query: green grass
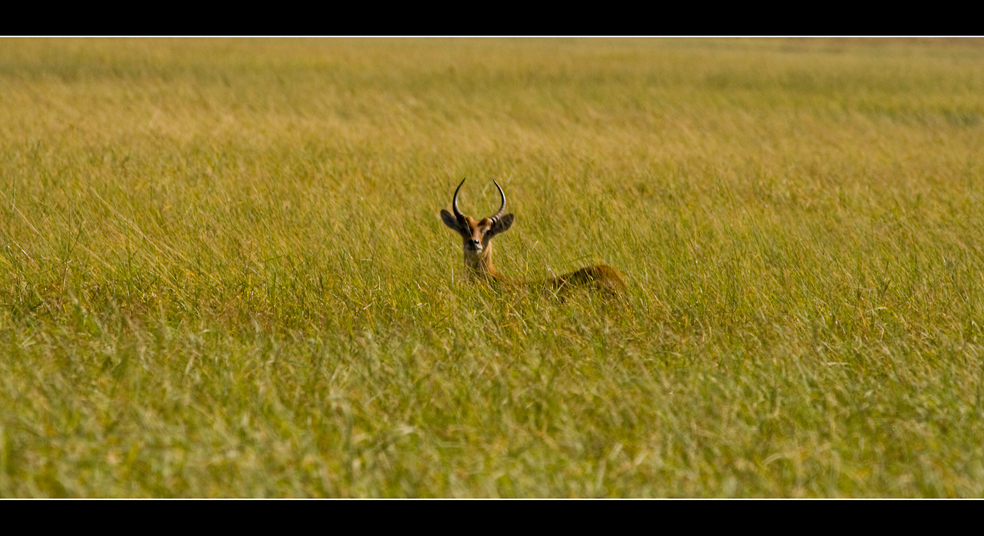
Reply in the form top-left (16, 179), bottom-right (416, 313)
top-left (2, 37), bottom-right (984, 496)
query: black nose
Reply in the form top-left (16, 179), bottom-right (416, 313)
top-left (469, 239), bottom-right (480, 246)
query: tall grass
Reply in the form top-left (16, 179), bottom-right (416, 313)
top-left (2, 37), bottom-right (984, 496)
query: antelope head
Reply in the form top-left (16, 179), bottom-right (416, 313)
top-left (440, 178), bottom-right (514, 279)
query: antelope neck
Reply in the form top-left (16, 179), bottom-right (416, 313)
top-left (464, 244), bottom-right (502, 280)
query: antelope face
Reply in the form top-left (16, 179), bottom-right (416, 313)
top-left (443, 214), bottom-right (511, 254)
top-left (440, 179), bottom-right (514, 272)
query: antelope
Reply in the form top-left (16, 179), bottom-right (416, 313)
top-left (440, 178), bottom-right (627, 297)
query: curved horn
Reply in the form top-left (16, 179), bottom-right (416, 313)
top-left (490, 180), bottom-right (506, 223)
top-left (452, 178), bottom-right (466, 221)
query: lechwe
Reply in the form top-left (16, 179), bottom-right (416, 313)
top-left (440, 178), bottom-right (626, 297)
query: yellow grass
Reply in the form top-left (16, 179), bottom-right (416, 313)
top-left (2, 37), bottom-right (984, 496)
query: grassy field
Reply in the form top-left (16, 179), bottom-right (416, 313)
top-left (2, 37), bottom-right (984, 497)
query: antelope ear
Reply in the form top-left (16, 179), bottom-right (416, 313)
top-left (490, 214), bottom-right (514, 235)
top-left (440, 210), bottom-right (463, 232)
